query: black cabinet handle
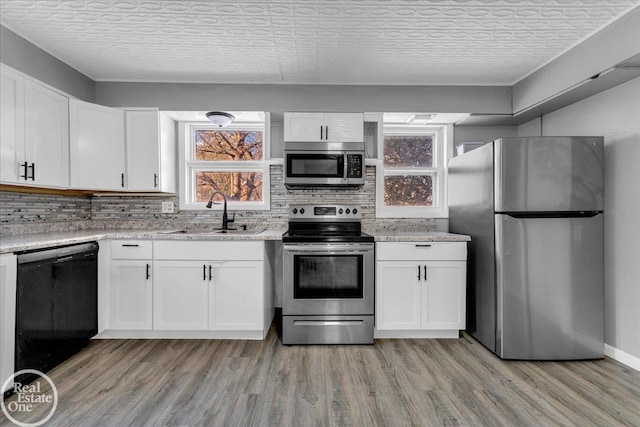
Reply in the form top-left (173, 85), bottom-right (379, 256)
top-left (121, 244), bottom-right (139, 247)
top-left (29, 163), bottom-right (35, 180)
top-left (20, 162), bottom-right (28, 180)
top-left (320, 126), bottom-right (323, 140)
top-left (415, 244), bottom-right (432, 248)
top-left (208, 265), bottom-right (213, 281)
top-left (203, 264), bottom-right (207, 280)
top-left (154, 173), bottom-right (158, 188)
top-left (417, 265), bottom-right (421, 281)
top-left (326, 126), bottom-right (328, 140)
top-left (121, 173), bottom-right (125, 188)
top-left (146, 263), bottom-right (151, 280)
top-left (424, 265), bottom-right (427, 282)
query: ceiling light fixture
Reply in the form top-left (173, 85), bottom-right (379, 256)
top-left (205, 111), bottom-right (235, 127)
top-left (409, 114), bottom-right (436, 125)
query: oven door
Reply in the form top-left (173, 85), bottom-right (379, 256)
top-left (283, 243), bottom-right (374, 315)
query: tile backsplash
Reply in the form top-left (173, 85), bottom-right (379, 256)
top-left (1, 165), bottom-right (439, 234)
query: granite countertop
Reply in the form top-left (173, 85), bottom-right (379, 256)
top-left (367, 230), bottom-right (471, 242)
top-left (0, 227), bottom-right (287, 254)
top-left (1, 227), bottom-right (470, 254)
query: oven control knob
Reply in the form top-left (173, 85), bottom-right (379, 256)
top-left (353, 208), bottom-right (358, 214)
top-left (345, 208), bottom-right (351, 214)
top-left (292, 208), bottom-right (298, 214)
top-left (338, 209), bottom-right (343, 214)
top-left (300, 208), bottom-right (305, 214)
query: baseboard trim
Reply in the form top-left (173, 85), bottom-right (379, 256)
top-left (605, 344), bottom-right (640, 372)
top-left (374, 329), bottom-right (460, 339)
top-left (93, 330), bottom-right (266, 340)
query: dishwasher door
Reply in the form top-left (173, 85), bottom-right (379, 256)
top-left (16, 242), bottom-right (98, 379)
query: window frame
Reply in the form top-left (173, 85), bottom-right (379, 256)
top-left (376, 124), bottom-right (451, 218)
top-left (178, 116), bottom-right (271, 211)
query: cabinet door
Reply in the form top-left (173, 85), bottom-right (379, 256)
top-left (0, 65), bottom-right (25, 184)
top-left (422, 261), bottom-right (466, 330)
top-left (153, 261), bottom-right (208, 330)
top-left (69, 99), bottom-right (125, 190)
top-left (24, 80), bottom-right (69, 188)
top-left (125, 110), bottom-right (160, 191)
top-left (0, 254), bottom-right (17, 393)
top-left (110, 260), bottom-right (153, 330)
top-left (283, 113), bottom-right (325, 142)
top-left (209, 261), bottom-right (263, 331)
top-left (376, 261), bottom-right (421, 330)
top-left (324, 113), bottom-right (363, 142)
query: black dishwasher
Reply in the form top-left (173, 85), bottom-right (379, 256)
top-left (16, 242), bottom-right (98, 381)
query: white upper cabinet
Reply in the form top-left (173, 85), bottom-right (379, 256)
top-left (284, 112), bottom-right (363, 142)
top-left (69, 98), bottom-right (125, 190)
top-left (125, 110), bottom-right (176, 193)
top-left (126, 110), bottom-right (160, 191)
top-left (1, 64), bottom-right (69, 188)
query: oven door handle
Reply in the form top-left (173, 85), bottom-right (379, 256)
top-left (283, 245), bottom-right (373, 254)
top-left (285, 249), bottom-right (373, 255)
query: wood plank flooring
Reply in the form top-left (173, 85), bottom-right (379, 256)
top-left (2, 328), bottom-right (640, 426)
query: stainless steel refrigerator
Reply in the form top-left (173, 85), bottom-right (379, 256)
top-left (449, 137), bottom-right (604, 360)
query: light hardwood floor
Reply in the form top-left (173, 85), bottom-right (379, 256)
top-left (3, 328), bottom-right (640, 426)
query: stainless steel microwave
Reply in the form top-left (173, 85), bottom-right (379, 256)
top-left (284, 141), bottom-right (365, 188)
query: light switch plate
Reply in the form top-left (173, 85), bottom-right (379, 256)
top-left (161, 201), bottom-right (174, 213)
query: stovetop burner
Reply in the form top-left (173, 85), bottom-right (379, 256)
top-left (282, 204), bottom-right (373, 243)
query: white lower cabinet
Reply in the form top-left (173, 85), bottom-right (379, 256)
top-left (110, 260), bottom-right (153, 330)
top-left (153, 261), bottom-right (209, 331)
top-left (209, 261), bottom-right (263, 331)
top-left (101, 240), bottom-right (273, 339)
top-left (375, 242), bottom-right (467, 338)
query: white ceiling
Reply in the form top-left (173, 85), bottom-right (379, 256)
top-left (1, 1), bottom-right (638, 86)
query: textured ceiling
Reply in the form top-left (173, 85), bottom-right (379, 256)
top-left (1, 0), bottom-right (638, 85)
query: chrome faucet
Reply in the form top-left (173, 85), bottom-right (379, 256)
top-left (205, 191), bottom-right (235, 230)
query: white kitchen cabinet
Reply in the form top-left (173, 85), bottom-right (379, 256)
top-left (153, 261), bottom-right (209, 330)
top-left (110, 260), bottom-right (153, 330)
top-left (208, 261), bottom-right (263, 331)
top-left (108, 240), bottom-right (153, 330)
top-left (284, 112), bottom-right (363, 142)
top-left (1, 64), bottom-right (69, 188)
top-left (0, 253), bottom-right (17, 393)
top-left (376, 242), bottom-right (467, 338)
top-left (69, 98), bottom-right (125, 190)
top-left (125, 110), bottom-right (176, 192)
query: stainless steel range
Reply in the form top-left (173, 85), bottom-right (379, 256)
top-left (282, 205), bottom-right (375, 345)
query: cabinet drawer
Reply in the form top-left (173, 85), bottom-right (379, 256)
top-left (111, 240), bottom-right (153, 259)
top-left (153, 241), bottom-right (263, 261)
top-left (376, 242), bottom-right (467, 261)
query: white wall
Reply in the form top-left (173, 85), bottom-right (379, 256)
top-left (518, 77), bottom-right (640, 362)
top-left (0, 25), bottom-right (95, 102)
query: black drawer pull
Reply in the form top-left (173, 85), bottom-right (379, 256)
top-left (20, 162), bottom-right (28, 180)
top-left (415, 244), bottom-right (432, 248)
top-left (121, 244), bottom-right (139, 247)
top-left (146, 263), bottom-right (151, 280)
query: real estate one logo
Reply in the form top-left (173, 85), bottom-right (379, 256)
top-left (1, 369), bottom-right (58, 427)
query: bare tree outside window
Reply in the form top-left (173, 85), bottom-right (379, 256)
top-left (383, 133), bottom-right (434, 207)
top-left (194, 129), bottom-right (264, 202)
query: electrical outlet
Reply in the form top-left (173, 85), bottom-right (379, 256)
top-left (161, 201), bottom-right (174, 213)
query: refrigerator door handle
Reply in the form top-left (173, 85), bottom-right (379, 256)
top-left (502, 211), bottom-right (600, 219)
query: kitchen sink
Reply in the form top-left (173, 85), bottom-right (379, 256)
top-left (156, 228), bottom-right (266, 235)
top-left (211, 228), bottom-right (266, 235)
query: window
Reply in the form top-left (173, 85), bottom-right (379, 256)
top-left (179, 113), bottom-right (270, 210)
top-left (376, 124), bottom-right (450, 218)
